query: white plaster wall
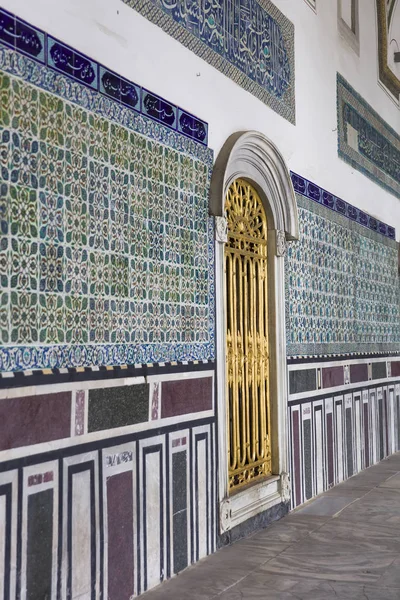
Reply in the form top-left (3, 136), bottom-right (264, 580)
top-left (5, 0), bottom-right (400, 239)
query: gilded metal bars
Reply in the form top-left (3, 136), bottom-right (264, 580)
top-left (225, 179), bottom-right (271, 491)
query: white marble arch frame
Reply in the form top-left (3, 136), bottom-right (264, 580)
top-left (209, 131), bottom-right (299, 533)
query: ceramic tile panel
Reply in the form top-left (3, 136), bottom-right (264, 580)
top-left (337, 73), bottom-right (400, 199)
top-left (286, 181), bottom-right (400, 357)
top-left (123, 0), bottom-right (295, 123)
top-left (0, 9), bottom-right (215, 372)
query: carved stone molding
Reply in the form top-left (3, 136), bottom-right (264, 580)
top-left (209, 131), bottom-right (300, 242)
top-left (276, 230), bottom-right (287, 257)
top-left (280, 472), bottom-right (291, 504)
top-left (220, 498), bottom-right (232, 532)
top-left (215, 216), bottom-right (228, 243)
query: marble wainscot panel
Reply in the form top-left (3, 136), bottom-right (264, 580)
top-left (288, 357), bottom-right (400, 508)
top-left (0, 368), bottom-right (216, 597)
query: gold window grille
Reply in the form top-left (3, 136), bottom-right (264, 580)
top-left (225, 179), bottom-right (272, 491)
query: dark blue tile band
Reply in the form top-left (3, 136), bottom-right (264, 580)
top-left (290, 172), bottom-right (395, 241)
top-left (0, 7), bottom-right (208, 146)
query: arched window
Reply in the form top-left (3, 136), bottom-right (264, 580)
top-left (211, 131), bottom-right (299, 532)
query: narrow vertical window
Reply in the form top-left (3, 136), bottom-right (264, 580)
top-left (225, 179), bottom-right (272, 491)
top-left (338, 0), bottom-right (359, 53)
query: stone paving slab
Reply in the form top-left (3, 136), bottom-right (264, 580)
top-left (143, 454), bottom-right (400, 599)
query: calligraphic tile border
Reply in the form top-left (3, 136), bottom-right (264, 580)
top-left (290, 172), bottom-right (396, 242)
top-left (0, 6), bottom-right (209, 146)
top-left (122, 0), bottom-right (296, 124)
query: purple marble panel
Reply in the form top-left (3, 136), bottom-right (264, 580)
top-left (322, 366), bottom-right (344, 388)
top-left (391, 361), bottom-right (400, 377)
top-left (107, 471), bottom-right (134, 600)
top-left (0, 393), bottom-right (71, 451)
top-left (161, 377), bottom-right (212, 418)
top-left (350, 364), bottom-right (368, 384)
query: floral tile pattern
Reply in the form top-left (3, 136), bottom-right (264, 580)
top-left (0, 37), bottom-right (214, 371)
top-left (286, 192), bottom-right (400, 357)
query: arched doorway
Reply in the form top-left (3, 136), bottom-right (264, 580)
top-left (210, 131), bottom-right (299, 534)
top-left (225, 179), bottom-right (271, 491)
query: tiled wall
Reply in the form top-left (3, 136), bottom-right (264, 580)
top-left (286, 174), bottom-right (400, 508)
top-left (0, 7), bottom-right (214, 372)
top-left (287, 174), bottom-right (399, 357)
top-left (289, 358), bottom-right (400, 507)
top-left (0, 9), bottom-right (217, 599)
top-left (0, 369), bottom-right (216, 598)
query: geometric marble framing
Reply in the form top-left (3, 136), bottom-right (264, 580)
top-left (288, 360), bottom-right (400, 509)
top-left (0, 14), bottom-right (215, 372)
top-left (286, 189), bottom-right (400, 357)
top-left (0, 368), bottom-right (215, 595)
top-left (122, 0), bottom-right (296, 124)
top-left (0, 410), bottom-right (216, 597)
top-left (337, 73), bottom-right (400, 199)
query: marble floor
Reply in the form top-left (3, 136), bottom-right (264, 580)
top-left (144, 453), bottom-right (400, 599)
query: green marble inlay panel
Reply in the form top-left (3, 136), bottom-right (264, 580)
top-left (286, 193), bottom-right (400, 357)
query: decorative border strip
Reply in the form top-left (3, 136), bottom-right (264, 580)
top-left (0, 7), bottom-right (208, 145)
top-left (290, 171), bottom-right (396, 241)
top-left (0, 359), bottom-right (215, 389)
top-left (337, 73), bottom-right (400, 199)
top-left (287, 351), bottom-right (400, 364)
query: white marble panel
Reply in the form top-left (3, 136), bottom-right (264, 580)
top-left (197, 437), bottom-right (208, 559)
top-left (145, 450), bottom-right (162, 589)
top-left (72, 469), bottom-right (92, 600)
top-left (314, 409), bottom-right (324, 495)
top-left (335, 402), bottom-right (343, 484)
top-left (354, 396), bottom-right (361, 474)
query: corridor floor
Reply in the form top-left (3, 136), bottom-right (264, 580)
top-left (144, 452), bottom-right (400, 599)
